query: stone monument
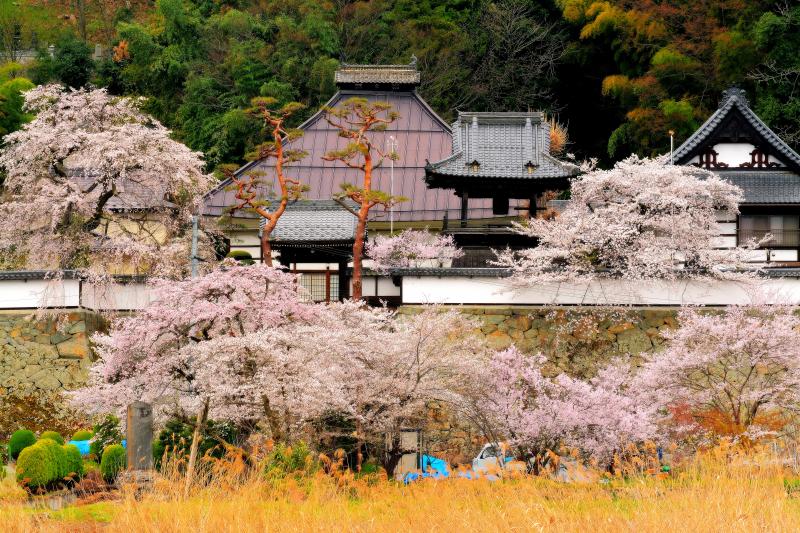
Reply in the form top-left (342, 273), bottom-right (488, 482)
top-left (126, 401), bottom-right (154, 471)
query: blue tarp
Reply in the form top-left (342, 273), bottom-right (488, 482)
top-left (67, 439), bottom-right (126, 457)
top-left (403, 455), bottom-right (449, 484)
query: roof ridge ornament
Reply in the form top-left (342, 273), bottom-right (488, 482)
top-left (720, 86), bottom-right (749, 108)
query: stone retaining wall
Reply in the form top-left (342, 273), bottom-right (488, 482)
top-left (0, 311), bottom-right (103, 396)
top-left (399, 305), bottom-right (681, 463)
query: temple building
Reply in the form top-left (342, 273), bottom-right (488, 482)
top-left (674, 87), bottom-right (800, 264)
top-left (425, 111), bottom-right (579, 265)
top-left (204, 60), bottom-right (515, 263)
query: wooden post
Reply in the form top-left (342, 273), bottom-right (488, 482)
top-left (529, 194), bottom-right (539, 219)
top-left (325, 268), bottom-right (331, 303)
top-left (460, 192), bottom-right (469, 228)
top-left (338, 261), bottom-right (348, 301)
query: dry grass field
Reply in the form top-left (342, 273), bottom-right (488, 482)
top-left (1, 446), bottom-right (799, 532)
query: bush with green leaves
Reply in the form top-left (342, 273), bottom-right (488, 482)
top-left (100, 444), bottom-right (126, 482)
top-left (40, 431), bottom-right (65, 445)
top-left (62, 444), bottom-right (84, 480)
top-left (264, 441), bottom-right (318, 480)
top-left (8, 429), bottom-right (36, 461)
top-left (152, 417), bottom-right (237, 469)
top-left (71, 430), bottom-right (93, 441)
top-left (16, 439), bottom-right (66, 489)
top-left (89, 415), bottom-right (123, 460)
top-left (226, 250), bottom-right (254, 265)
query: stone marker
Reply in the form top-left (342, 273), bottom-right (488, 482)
top-left (127, 401), bottom-right (154, 471)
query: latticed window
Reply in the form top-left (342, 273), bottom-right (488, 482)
top-left (739, 215), bottom-right (800, 247)
top-left (297, 271), bottom-right (339, 302)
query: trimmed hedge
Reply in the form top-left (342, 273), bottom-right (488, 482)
top-left (71, 430), bottom-right (93, 441)
top-left (40, 431), bottom-right (65, 445)
top-left (8, 429), bottom-right (36, 461)
top-left (16, 439), bottom-right (66, 488)
top-left (100, 444), bottom-right (126, 482)
top-left (63, 444), bottom-right (84, 479)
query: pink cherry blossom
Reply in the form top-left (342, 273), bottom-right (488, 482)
top-left (495, 156), bottom-right (750, 283)
top-left (0, 85), bottom-right (215, 279)
top-left (366, 229), bottom-right (463, 273)
top-left (636, 302), bottom-right (800, 441)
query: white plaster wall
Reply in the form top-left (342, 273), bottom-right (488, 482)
top-left (0, 279), bottom-right (81, 309)
top-left (80, 282), bottom-right (157, 310)
top-left (359, 275), bottom-right (401, 297)
top-left (402, 276), bottom-right (800, 306)
top-left (689, 143), bottom-right (786, 167)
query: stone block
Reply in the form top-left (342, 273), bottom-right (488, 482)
top-left (56, 333), bottom-right (89, 359)
top-left (68, 321), bottom-right (86, 334)
top-left (608, 322), bottom-right (635, 334)
top-left (50, 332), bottom-right (71, 345)
top-left (486, 330), bottom-right (512, 350)
top-left (509, 315), bottom-right (532, 332)
top-left (616, 328), bottom-right (652, 355)
top-left (523, 328), bottom-right (539, 339)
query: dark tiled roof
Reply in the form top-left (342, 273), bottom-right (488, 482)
top-left (205, 89), bottom-right (513, 222)
top-left (267, 200), bottom-right (359, 242)
top-left (334, 63), bottom-right (421, 86)
top-left (717, 171), bottom-right (800, 204)
top-left (425, 112), bottom-right (579, 180)
top-left (674, 88), bottom-right (800, 170)
top-left (390, 267), bottom-right (512, 277)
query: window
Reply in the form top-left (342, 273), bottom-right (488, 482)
top-left (739, 215), bottom-right (800, 247)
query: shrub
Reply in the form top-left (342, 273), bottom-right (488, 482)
top-left (89, 415), bottom-right (123, 460)
top-left (62, 444), bottom-right (84, 480)
top-left (226, 250), bottom-right (254, 265)
top-left (8, 430), bottom-right (36, 461)
top-left (100, 444), bottom-right (126, 482)
top-left (152, 417), bottom-right (237, 469)
top-left (71, 430), bottom-right (93, 441)
top-left (40, 431), bottom-right (65, 445)
top-left (264, 442), bottom-right (318, 479)
top-left (16, 439), bottom-right (66, 489)
top-left (83, 460), bottom-right (100, 475)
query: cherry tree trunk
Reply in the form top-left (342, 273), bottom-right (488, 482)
top-left (184, 398), bottom-right (210, 497)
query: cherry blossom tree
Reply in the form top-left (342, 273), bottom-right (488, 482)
top-left (223, 97), bottom-right (308, 266)
top-left (73, 263), bottom-right (327, 490)
top-left (73, 264), bottom-right (320, 423)
top-left (475, 346), bottom-right (657, 465)
top-left (296, 303), bottom-right (487, 476)
top-left (494, 156), bottom-right (749, 283)
top-left (0, 85), bottom-right (216, 278)
top-left (366, 229), bottom-right (463, 274)
top-left (322, 98), bottom-right (405, 299)
top-left (636, 303), bottom-right (800, 441)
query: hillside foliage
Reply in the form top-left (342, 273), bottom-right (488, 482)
top-left (1, 0), bottom-right (796, 168)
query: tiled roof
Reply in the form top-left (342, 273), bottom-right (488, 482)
top-left (205, 87), bottom-right (520, 222)
top-left (425, 112), bottom-right (579, 180)
top-left (267, 200), bottom-right (360, 242)
top-left (335, 62), bottom-right (421, 86)
top-left (717, 171), bottom-right (800, 204)
top-left (674, 88), bottom-right (800, 170)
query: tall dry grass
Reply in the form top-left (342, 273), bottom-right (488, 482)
top-left (2, 444), bottom-right (800, 532)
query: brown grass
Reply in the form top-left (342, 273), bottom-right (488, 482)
top-left (2, 445), bottom-right (800, 532)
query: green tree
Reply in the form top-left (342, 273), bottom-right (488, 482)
top-left (53, 34), bottom-right (94, 88)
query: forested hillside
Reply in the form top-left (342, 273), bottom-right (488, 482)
top-left (1, 0), bottom-right (798, 170)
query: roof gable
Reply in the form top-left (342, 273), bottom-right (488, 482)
top-left (425, 112), bottom-right (579, 183)
top-left (674, 88), bottom-right (800, 172)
